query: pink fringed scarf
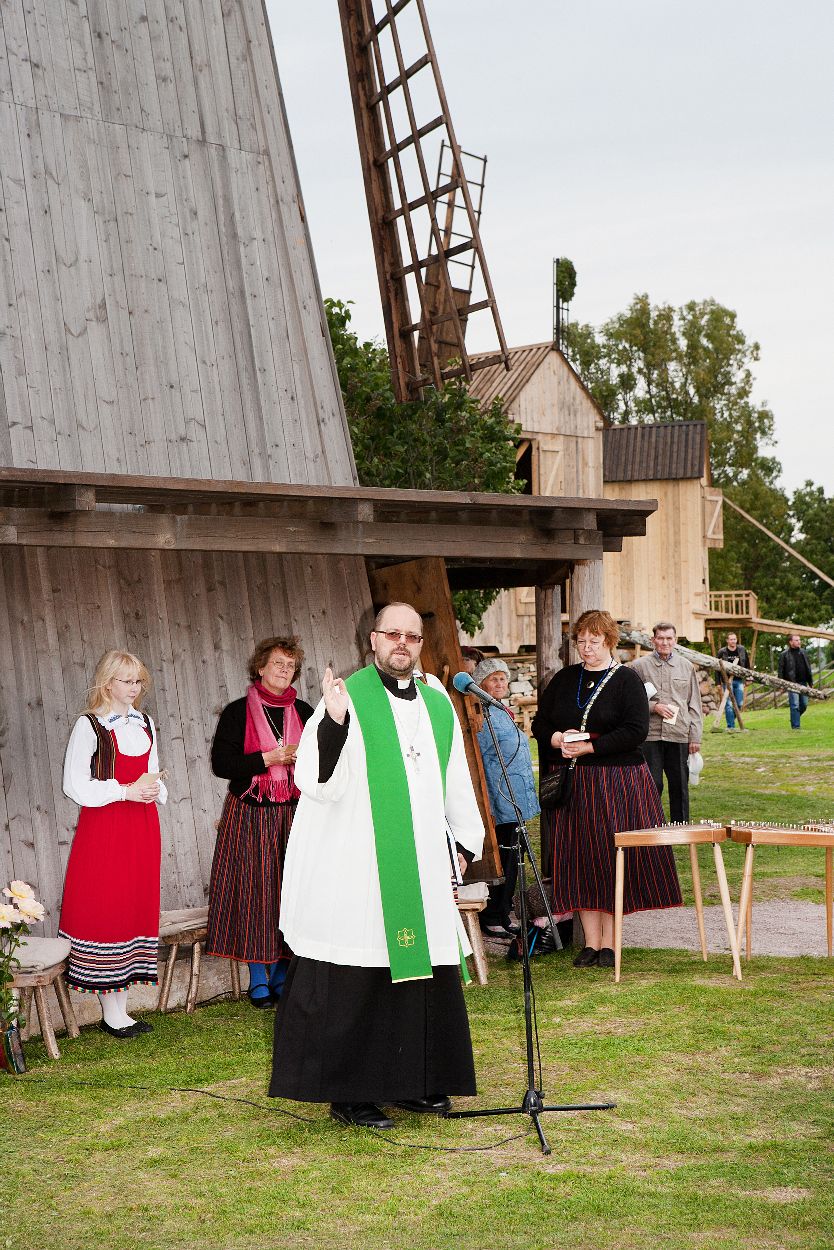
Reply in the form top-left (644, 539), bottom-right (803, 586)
top-left (242, 680), bottom-right (303, 803)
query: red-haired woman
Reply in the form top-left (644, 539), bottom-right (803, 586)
top-left (532, 610), bottom-right (681, 968)
top-left (207, 637), bottom-right (313, 1006)
top-left (60, 650), bottom-right (166, 1037)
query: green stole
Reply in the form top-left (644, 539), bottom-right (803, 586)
top-left (345, 665), bottom-right (454, 983)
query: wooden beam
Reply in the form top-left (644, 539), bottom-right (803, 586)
top-left (535, 584), bottom-right (562, 693)
top-left (724, 495), bottom-right (834, 589)
top-left (0, 508), bottom-right (608, 563)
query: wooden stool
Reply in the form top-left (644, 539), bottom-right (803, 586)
top-left (613, 823), bottom-right (742, 983)
top-left (14, 937), bottom-right (79, 1061)
top-left (729, 823), bottom-right (834, 959)
top-left (457, 884), bottom-right (490, 985)
top-left (157, 908), bottom-right (241, 1013)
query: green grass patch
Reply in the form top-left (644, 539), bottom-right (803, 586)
top-left (2, 702), bottom-right (832, 1249)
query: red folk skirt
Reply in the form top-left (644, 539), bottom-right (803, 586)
top-left (58, 734), bottom-right (161, 993)
top-left (548, 762), bottom-right (682, 916)
top-left (205, 792), bottom-right (295, 965)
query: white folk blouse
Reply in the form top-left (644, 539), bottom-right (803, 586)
top-left (63, 708), bottom-right (168, 809)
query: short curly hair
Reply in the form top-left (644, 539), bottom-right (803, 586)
top-left (248, 636), bottom-right (304, 684)
top-left (570, 609), bottom-right (619, 651)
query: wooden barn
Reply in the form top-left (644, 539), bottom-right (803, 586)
top-left (0, 1), bottom-right (658, 941)
top-left (466, 343), bottom-right (722, 649)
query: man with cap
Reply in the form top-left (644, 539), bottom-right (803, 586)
top-left (472, 658), bottom-right (539, 937)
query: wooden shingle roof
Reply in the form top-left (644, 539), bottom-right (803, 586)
top-left (467, 343), bottom-right (555, 407)
top-left (603, 422), bottom-right (708, 482)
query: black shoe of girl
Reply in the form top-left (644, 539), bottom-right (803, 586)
top-left (572, 946), bottom-right (600, 967)
top-left (99, 1020), bottom-right (141, 1039)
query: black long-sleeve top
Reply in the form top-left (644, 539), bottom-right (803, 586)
top-left (532, 664), bottom-right (650, 769)
top-left (211, 696), bottom-right (314, 805)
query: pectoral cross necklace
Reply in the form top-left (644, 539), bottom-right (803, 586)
top-left (390, 693), bottom-right (423, 771)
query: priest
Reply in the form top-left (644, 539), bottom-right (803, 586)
top-left (269, 601), bottom-right (485, 1130)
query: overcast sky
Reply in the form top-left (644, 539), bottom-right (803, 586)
top-left (265, 1), bottom-right (834, 498)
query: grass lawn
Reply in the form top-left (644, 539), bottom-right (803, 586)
top-left (3, 703), bottom-right (833, 1250)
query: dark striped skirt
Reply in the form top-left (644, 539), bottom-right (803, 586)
top-left (548, 763), bottom-right (682, 915)
top-left (206, 792), bottom-right (295, 964)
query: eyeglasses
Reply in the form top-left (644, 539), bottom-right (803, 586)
top-left (376, 629), bottom-right (423, 645)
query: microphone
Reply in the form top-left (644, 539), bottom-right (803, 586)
top-left (452, 671), bottom-right (510, 712)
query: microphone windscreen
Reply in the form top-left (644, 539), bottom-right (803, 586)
top-left (452, 672), bottom-right (474, 694)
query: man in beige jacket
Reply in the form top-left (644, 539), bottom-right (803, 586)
top-left (631, 622), bottom-right (702, 822)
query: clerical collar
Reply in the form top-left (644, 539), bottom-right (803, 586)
top-left (376, 667), bottom-right (417, 700)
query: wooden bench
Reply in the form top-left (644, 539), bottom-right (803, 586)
top-left (14, 936), bottom-right (79, 1061)
top-left (613, 823), bottom-right (742, 983)
top-left (729, 823), bottom-right (834, 959)
top-left (157, 907), bottom-right (241, 1013)
top-left (457, 884), bottom-right (489, 986)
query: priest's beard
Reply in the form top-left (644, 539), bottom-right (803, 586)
top-left (375, 654), bottom-right (416, 680)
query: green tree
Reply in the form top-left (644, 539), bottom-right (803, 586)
top-left (564, 294), bottom-right (776, 484)
top-left (325, 299), bottom-right (521, 634)
top-left (792, 482), bottom-right (834, 623)
top-left (562, 294), bottom-right (834, 625)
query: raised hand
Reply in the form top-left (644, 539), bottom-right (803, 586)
top-left (322, 666), bottom-right (349, 725)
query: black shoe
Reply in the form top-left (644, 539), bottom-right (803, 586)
top-left (127, 1019), bottom-right (153, 1034)
top-left (597, 948), bottom-right (615, 968)
top-left (247, 988), bottom-right (274, 1009)
top-left (392, 1095), bottom-right (451, 1115)
top-left (330, 1102), bottom-right (394, 1130)
top-left (481, 922), bottom-right (513, 939)
top-left (99, 1020), bottom-right (140, 1039)
top-left (572, 946), bottom-right (600, 967)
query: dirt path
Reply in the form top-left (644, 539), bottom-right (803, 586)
top-left (622, 899), bottom-right (830, 957)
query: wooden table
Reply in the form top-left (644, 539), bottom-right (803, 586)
top-left (613, 823), bottom-right (742, 983)
top-left (728, 823), bottom-right (834, 959)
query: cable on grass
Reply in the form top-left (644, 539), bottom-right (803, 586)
top-left (16, 1075), bottom-right (533, 1153)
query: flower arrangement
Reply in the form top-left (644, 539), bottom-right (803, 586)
top-left (1, 880), bottom-right (45, 1025)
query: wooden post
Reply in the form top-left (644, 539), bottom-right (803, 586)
top-left (535, 584), bottom-right (562, 693)
top-left (568, 559), bottom-right (604, 664)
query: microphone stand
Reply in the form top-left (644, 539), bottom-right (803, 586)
top-left (446, 698), bottom-right (615, 1154)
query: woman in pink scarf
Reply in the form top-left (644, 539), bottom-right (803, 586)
top-left (207, 637), bottom-right (313, 1006)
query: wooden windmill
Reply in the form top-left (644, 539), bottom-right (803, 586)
top-left (337, 0), bottom-right (510, 399)
top-left (0, 0), bottom-right (656, 938)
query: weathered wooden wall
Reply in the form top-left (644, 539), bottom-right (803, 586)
top-left (0, 546), bottom-right (373, 933)
top-left (0, 0), bottom-right (354, 486)
top-left (603, 477), bottom-right (711, 642)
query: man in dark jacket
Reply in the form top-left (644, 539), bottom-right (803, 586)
top-left (777, 634), bottom-right (814, 729)
top-left (715, 632), bottom-right (749, 730)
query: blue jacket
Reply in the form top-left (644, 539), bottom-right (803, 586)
top-left (476, 706), bottom-right (540, 825)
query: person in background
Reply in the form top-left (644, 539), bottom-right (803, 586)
top-left (777, 634), bottom-right (814, 730)
top-left (460, 646), bottom-right (484, 676)
top-left (207, 637), bottom-right (313, 1007)
top-left (716, 632), bottom-right (750, 730)
top-left (60, 651), bottom-right (166, 1038)
top-left (533, 610), bottom-right (681, 969)
top-left (631, 622), bottom-right (703, 822)
top-left (472, 658), bottom-right (538, 938)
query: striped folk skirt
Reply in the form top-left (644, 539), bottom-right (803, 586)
top-left (206, 792), bottom-right (295, 964)
top-left (58, 802), bottom-right (161, 994)
top-left (548, 763), bottom-right (682, 915)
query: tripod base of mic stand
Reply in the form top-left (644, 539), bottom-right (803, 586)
top-left (445, 1091), bottom-right (616, 1155)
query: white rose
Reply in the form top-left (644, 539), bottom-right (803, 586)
top-left (15, 896), bottom-right (45, 924)
top-left (0, 902), bottom-right (17, 929)
top-left (3, 880), bottom-right (35, 901)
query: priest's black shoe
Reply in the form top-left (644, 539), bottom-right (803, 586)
top-left (572, 946), bottom-right (600, 967)
top-left (597, 948), bottom-right (615, 968)
top-left (330, 1102), bottom-right (394, 1130)
top-left (99, 1020), bottom-right (140, 1039)
top-left (392, 1095), bottom-right (451, 1115)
